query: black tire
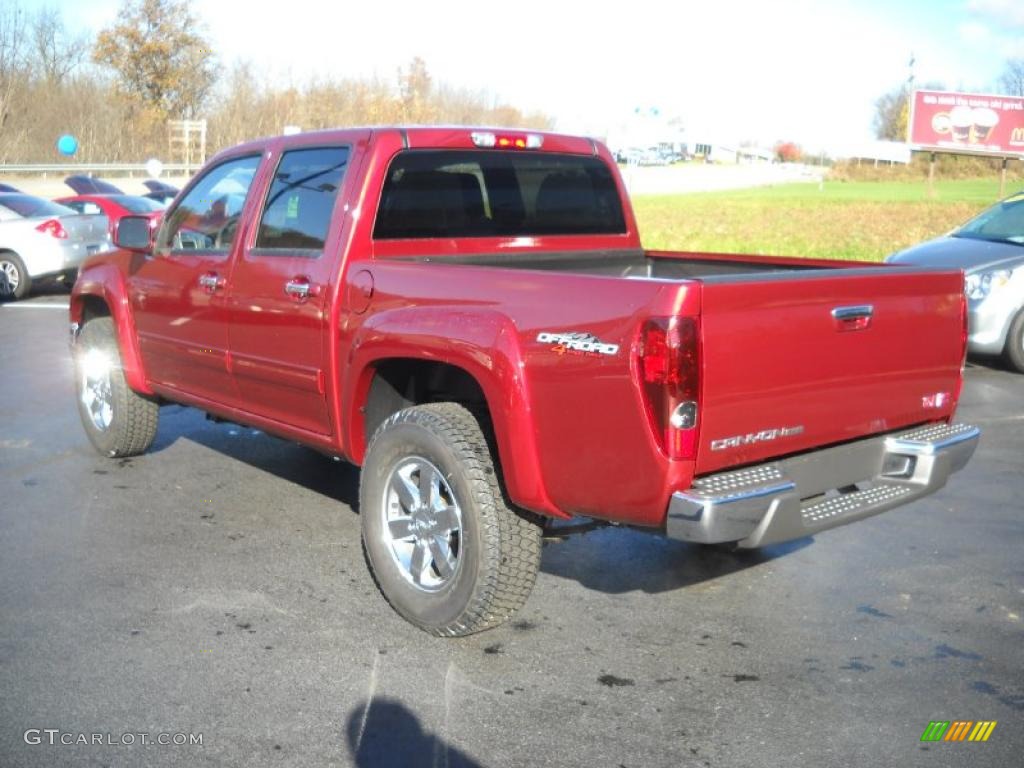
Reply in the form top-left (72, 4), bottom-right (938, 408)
top-left (74, 317), bottom-right (159, 457)
top-left (1004, 308), bottom-right (1024, 374)
top-left (360, 403), bottom-right (542, 636)
top-left (0, 251), bottom-right (31, 301)
top-left (58, 268), bottom-right (79, 292)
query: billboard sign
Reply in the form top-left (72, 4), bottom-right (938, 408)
top-left (909, 89), bottom-right (1024, 157)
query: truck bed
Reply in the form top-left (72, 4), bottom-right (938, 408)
top-left (409, 248), bottom-right (873, 281)
top-left (392, 246), bottom-right (966, 477)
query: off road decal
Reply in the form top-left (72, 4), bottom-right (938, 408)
top-left (536, 332), bottom-right (619, 357)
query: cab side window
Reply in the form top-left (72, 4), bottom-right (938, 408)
top-left (157, 155), bottom-right (262, 254)
top-left (254, 147), bottom-right (349, 254)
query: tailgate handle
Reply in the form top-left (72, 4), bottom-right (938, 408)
top-left (831, 304), bottom-right (873, 331)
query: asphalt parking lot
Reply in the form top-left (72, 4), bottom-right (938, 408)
top-left (1, 295), bottom-right (1021, 768)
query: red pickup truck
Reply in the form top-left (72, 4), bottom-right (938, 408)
top-left (69, 127), bottom-right (979, 636)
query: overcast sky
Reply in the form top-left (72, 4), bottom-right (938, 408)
top-left (48, 0), bottom-right (1024, 150)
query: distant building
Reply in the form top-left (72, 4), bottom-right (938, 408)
top-left (833, 140), bottom-right (911, 165)
top-left (737, 146), bottom-right (775, 164)
top-left (690, 142), bottom-right (744, 164)
top-left (607, 109), bottom-right (687, 164)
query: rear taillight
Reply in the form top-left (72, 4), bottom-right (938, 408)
top-left (35, 219), bottom-right (68, 239)
top-left (636, 317), bottom-right (701, 459)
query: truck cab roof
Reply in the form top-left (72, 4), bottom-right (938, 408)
top-left (212, 127), bottom-right (602, 162)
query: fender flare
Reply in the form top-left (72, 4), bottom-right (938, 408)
top-left (70, 263), bottom-right (153, 395)
top-left (342, 306), bottom-right (562, 518)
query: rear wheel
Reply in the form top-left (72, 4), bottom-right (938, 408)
top-left (1004, 309), bottom-right (1024, 373)
top-left (360, 403), bottom-right (542, 636)
top-left (0, 252), bottom-right (30, 301)
top-left (74, 317), bottom-right (159, 457)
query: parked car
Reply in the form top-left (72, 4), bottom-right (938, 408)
top-left (55, 193), bottom-right (164, 238)
top-left (620, 147), bottom-right (664, 166)
top-left (0, 194), bottom-right (109, 300)
top-left (71, 127), bottom-right (977, 635)
top-left (63, 175), bottom-right (125, 195)
top-left (887, 191), bottom-right (1024, 372)
top-left (141, 180), bottom-right (179, 207)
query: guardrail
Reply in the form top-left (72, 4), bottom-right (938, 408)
top-left (0, 163), bottom-right (195, 174)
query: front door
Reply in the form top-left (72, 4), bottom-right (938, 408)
top-left (225, 145), bottom-right (352, 435)
top-left (129, 154), bottom-right (263, 406)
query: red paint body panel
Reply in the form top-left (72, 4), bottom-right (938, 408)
top-left (695, 270), bottom-right (964, 474)
top-left (128, 248), bottom-right (239, 406)
top-left (70, 126), bottom-right (970, 529)
top-left (71, 257), bottom-right (153, 395)
top-left (225, 134), bottom-right (371, 435)
top-left (340, 261), bottom-right (698, 523)
top-left (343, 297), bottom-right (561, 516)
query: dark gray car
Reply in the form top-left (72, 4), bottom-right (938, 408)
top-left (887, 191), bottom-right (1024, 372)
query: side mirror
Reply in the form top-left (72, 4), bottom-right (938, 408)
top-left (114, 215), bottom-right (154, 252)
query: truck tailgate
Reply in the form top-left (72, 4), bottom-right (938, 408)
top-left (696, 268), bottom-right (965, 475)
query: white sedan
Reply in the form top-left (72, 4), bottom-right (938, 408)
top-left (887, 190), bottom-right (1024, 372)
top-left (0, 194), bottom-right (110, 300)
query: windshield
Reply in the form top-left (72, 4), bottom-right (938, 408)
top-left (374, 150), bottom-right (626, 239)
top-left (0, 195), bottom-right (76, 218)
top-left (955, 193), bottom-right (1024, 245)
top-left (109, 195), bottom-right (164, 213)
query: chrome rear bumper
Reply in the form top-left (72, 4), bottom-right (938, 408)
top-left (666, 423), bottom-right (980, 548)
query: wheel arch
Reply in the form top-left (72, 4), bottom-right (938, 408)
top-left (342, 309), bottom-right (562, 518)
top-left (71, 264), bottom-right (153, 395)
top-left (1002, 304), bottom-right (1024, 372)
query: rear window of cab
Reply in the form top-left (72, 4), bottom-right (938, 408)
top-left (373, 150), bottom-right (626, 239)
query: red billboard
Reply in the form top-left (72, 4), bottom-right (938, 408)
top-left (909, 89), bottom-right (1024, 156)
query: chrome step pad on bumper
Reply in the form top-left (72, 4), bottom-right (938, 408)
top-left (666, 423), bottom-right (980, 548)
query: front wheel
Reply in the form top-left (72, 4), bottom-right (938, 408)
top-left (1004, 308), bottom-right (1024, 374)
top-left (74, 317), bottom-right (159, 457)
top-left (360, 403), bottom-right (542, 636)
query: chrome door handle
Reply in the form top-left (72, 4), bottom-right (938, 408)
top-left (831, 304), bottom-right (873, 331)
top-left (198, 273), bottom-right (225, 292)
top-left (284, 278), bottom-right (317, 299)
top-left (831, 305), bottom-right (874, 321)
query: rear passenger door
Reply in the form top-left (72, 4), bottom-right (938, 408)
top-left (225, 145), bottom-right (352, 435)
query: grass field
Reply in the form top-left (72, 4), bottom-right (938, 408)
top-left (632, 178), bottom-right (1022, 261)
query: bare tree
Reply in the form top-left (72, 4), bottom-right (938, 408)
top-left (998, 58), bottom-right (1024, 97)
top-left (3, 1), bottom-right (553, 164)
top-left (31, 7), bottom-right (87, 84)
top-left (0, 4), bottom-right (26, 116)
top-left (874, 80), bottom-right (946, 141)
top-left (399, 57), bottom-right (434, 123)
top-left (873, 86), bottom-right (908, 141)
